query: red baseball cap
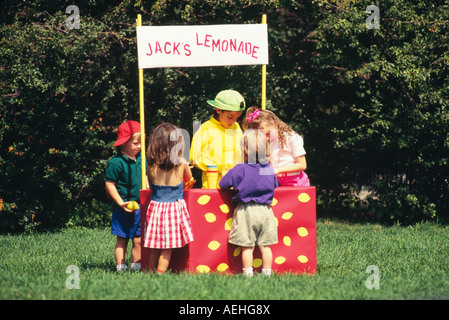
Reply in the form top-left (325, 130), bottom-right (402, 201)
top-left (113, 120), bottom-right (141, 147)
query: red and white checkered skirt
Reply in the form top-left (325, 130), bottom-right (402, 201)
top-left (143, 199), bottom-right (194, 249)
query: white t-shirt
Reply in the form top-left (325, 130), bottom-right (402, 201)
top-left (270, 132), bottom-right (306, 170)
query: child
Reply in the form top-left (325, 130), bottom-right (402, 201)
top-left (190, 89), bottom-right (245, 188)
top-left (242, 106), bottom-right (310, 187)
top-left (219, 129), bottom-right (279, 276)
top-left (105, 120), bottom-right (144, 272)
top-left (143, 123), bottom-right (194, 273)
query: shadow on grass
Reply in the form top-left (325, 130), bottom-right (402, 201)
top-left (79, 261), bottom-right (116, 273)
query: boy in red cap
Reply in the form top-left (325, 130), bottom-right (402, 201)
top-left (105, 120), bottom-right (145, 272)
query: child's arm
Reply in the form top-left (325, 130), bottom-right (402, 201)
top-left (105, 181), bottom-right (134, 213)
top-left (218, 169), bottom-right (234, 190)
top-left (274, 155), bottom-right (307, 175)
top-left (179, 157), bottom-right (192, 181)
top-left (183, 163), bottom-right (193, 182)
top-left (181, 158), bottom-right (196, 189)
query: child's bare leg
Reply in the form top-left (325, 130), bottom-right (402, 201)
top-left (242, 247), bottom-right (255, 276)
top-left (131, 236), bottom-right (141, 264)
top-left (259, 246), bottom-right (273, 269)
top-left (129, 236), bottom-right (141, 271)
top-left (259, 245), bottom-right (273, 276)
top-left (157, 249), bottom-right (172, 272)
top-left (242, 247), bottom-right (255, 268)
top-left (147, 249), bottom-right (160, 271)
top-left (115, 236), bottom-right (128, 265)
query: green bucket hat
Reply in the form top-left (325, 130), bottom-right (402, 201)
top-left (207, 89), bottom-right (246, 112)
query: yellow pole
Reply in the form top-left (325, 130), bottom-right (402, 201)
top-left (136, 14), bottom-right (147, 189)
top-left (261, 14), bottom-right (267, 110)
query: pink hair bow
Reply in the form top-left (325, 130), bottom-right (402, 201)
top-left (247, 109), bottom-right (260, 123)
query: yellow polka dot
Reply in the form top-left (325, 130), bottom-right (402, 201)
top-left (233, 247), bottom-right (241, 257)
top-left (274, 256), bottom-right (286, 264)
top-left (281, 212), bottom-right (293, 220)
top-left (204, 213), bottom-right (216, 223)
top-left (217, 263), bottom-right (229, 272)
top-left (208, 241), bottom-right (221, 250)
top-left (225, 218), bottom-right (233, 230)
top-left (196, 265), bottom-right (210, 273)
top-left (219, 204), bottom-right (230, 214)
top-left (197, 195), bottom-right (211, 205)
top-left (252, 258), bottom-right (262, 268)
top-left (283, 236), bottom-right (291, 246)
top-left (298, 193), bottom-right (310, 203)
top-left (297, 255), bottom-right (308, 263)
top-left (297, 227), bottom-right (309, 237)
top-left (270, 198), bottom-right (278, 206)
top-left (275, 217), bottom-right (278, 226)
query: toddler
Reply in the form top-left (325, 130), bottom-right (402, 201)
top-left (219, 129), bottom-right (279, 276)
top-left (105, 120), bottom-right (143, 272)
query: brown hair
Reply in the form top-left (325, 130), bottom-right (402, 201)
top-left (241, 106), bottom-right (294, 148)
top-left (147, 123), bottom-right (184, 171)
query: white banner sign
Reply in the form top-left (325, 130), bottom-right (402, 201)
top-left (136, 24), bottom-right (268, 69)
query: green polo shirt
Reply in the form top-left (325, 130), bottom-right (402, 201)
top-left (105, 151), bottom-right (144, 209)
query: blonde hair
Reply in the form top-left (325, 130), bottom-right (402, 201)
top-left (117, 132), bottom-right (141, 151)
top-left (242, 106), bottom-right (294, 148)
top-left (241, 128), bottom-right (270, 164)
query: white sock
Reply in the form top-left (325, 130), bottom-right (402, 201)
top-left (116, 264), bottom-right (127, 271)
top-left (131, 262), bottom-right (141, 271)
top-left (242, 268), bottom-right (253, 277)
top-left (262, 268), bottom-right (272, 276)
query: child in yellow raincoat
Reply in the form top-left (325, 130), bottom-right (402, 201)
top-left (190, 89), bottom-right (245, 188)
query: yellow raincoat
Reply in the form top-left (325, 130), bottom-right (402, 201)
top-left (190, 117), bottom-right (242, 188)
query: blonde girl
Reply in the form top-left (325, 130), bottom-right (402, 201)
top-left (219, 129), bottom-right (278, 276)
top-left (242, 107), bottom-right (310, 187)
top-left (143, 123), bottom-right (194, 273)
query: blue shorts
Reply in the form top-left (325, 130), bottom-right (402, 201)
top-left (111, 206), bottom-right (141, 239)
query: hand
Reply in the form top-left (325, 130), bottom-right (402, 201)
top-left (121, 201), bottom-right (135, 213)
top-left (183, 177), bottom-right (196, 190)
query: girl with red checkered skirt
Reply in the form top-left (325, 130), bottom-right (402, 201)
top-left (143, 123), bottom-right (194, 273)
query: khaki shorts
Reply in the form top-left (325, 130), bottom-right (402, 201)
top-left (228, 202), bottom-right (278, 247)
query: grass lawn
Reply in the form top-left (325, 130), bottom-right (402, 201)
top-left (1, 220), bottom-right (448, 300)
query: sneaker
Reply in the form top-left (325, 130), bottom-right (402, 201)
top-left (130, 263), bottom-right (141, 273)
top-left (116, 264), bottom-right (127, 272)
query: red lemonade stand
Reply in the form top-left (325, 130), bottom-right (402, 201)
top-left (136, 14), bottom-right (316, 275)
top-left (140, 186), bottom-right (316, 274)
